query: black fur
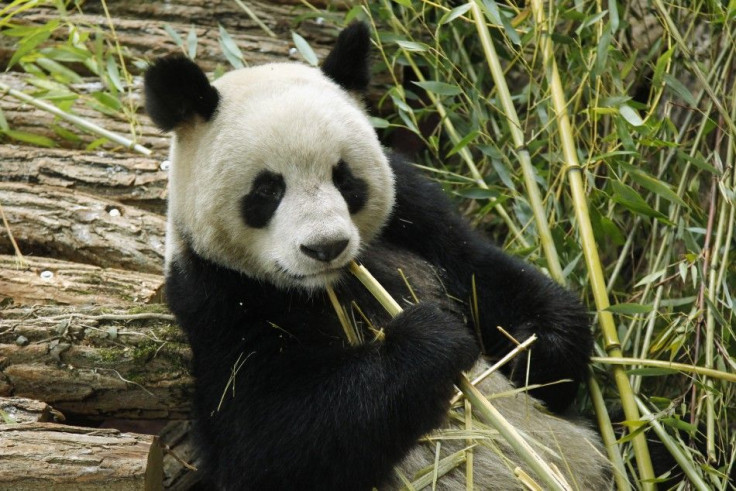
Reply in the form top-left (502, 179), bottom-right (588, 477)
top-left (167, 238), bottom-right (479, 490)
top-left (385, 157), bottom-right (592, 412)
top-left (321, 22), bottom-right (372, 91)
top-left (332, 160), bottom-right (368, 214)
top-left (144, 55), bottom-right (219, 131)
top-left (241, 171), bottom-right (286, 228)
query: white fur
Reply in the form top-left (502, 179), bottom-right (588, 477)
top-left (165, 63), bottom-right (395, 289)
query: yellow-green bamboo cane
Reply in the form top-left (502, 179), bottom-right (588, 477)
top-left (526, 0), bottom-right (656, 486)
top-left (469, 1), bottom-right (565, 285)
top-left (348, 261), bottom-right (571, 491)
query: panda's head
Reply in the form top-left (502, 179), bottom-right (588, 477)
top-left (145, 23), bottom-right (394, 290)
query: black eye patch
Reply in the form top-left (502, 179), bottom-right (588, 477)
top-left (241, 171), bottom-right (285, 228)
top-left (332, 160), bottom-right (367, 214)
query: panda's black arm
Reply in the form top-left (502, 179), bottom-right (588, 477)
top-left (381, 154), bottom-right (593, 412)
top-left (187, 302), bottom-right (477, 490)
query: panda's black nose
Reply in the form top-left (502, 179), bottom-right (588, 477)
top-left (300, 239), bottom-right (349, 262)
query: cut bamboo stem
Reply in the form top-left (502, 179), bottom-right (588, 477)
top-left (526, 0), bottom-right (656, 486)
top-left (0, 82), bottom-right (152, 156)
top-left (347, 260), bottom-right (571, 491)
top-left (635, 398), bottom-right (711, 491)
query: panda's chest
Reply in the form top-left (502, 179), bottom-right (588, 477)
top-left (255, 241), bottom-right (461, 349)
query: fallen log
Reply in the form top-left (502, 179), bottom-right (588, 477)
top-left (0, 396), bottom-right (64, 424)
top-left (0, 255), bottom-right (163, 306)
top-left (0, 183), bottom-right (165, 273)
top-left (0, 422), bottom-right (162, 490)
top-left (0, 304), bottom-right (191, 420)
top-left (0, 84), bottom-right (170, 154)
top-left (0, 145), bottom-right (168, 214)
top-left (0, 6), bottom-right (332, 75)
top-left (159, 420), bottom-right (204, 489)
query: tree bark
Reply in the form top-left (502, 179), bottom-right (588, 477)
top-left (0, 422), bottom-right (163, 490)
top-left (0, 255), bottom-right (163, 306)
top-left (0, 4), bottom-right (335, 74)
top-left (0, 304), bottom-right (191, 420)
top-left (0, 145), bottom-right (167, 214)
top-left (0, 184), bottom-right (165, 274)
top-left (0, 396), bottom-right (64, 424)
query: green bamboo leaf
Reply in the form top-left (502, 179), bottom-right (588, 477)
top-left (396, 40), bottom-right (428, 52)
top-left (413, 80), bottom-right (463, 96)
top-left (52, 124), bottom-right (82, 143)
top-left (187, 25), bottom-right (198, 59)
top-left (439, 3), bottom-right (471, 24)
top-left (626, 367), bottom-right (678, 376)
top-left (610, 180), bottom-right (670, 222)
top-left (41, 45), bottom-right (91, 63)
top-left (369, 117), bottom-right (390, 129)
top-left (606, 303), bottom-right (654, 314)
top-left (218, 24), bottom-right (245, 69)
top-left (663, 73), bottom-right (697, 107)
top-left (652, 47), bottom-right (674, 87)
top-left (594, 24), bottom-right (612, 77)
top-left (2, 129), bottom-right (56, 147)
top-left (576, 11), bottom-right (608, 34)
top-left (456, 187), bottom-right (498, 200)
top-left (629, 171), bottom-right (688, 208)
top-left (619, 104), bottom-right (644, 126)
top-left (291, 31), bottom-right (318, 67)
top-left (447, 130), bottom-right (479, 157)
top-left (106, 55), bottom-right (124, 93)
top-left (679, 150), bottom-right (719, 175)
top-left (36, 57), bottom-right (83, 84)
top-left (0, 108), bottom-right (8, 132)
top-left (92, 91), bottom-right (122, 111)
top-left (635, 269), bottom-right (666, 287)
top-left (8, 24), bottom-right (56, 68)
top-left (163, 23), bottom-right (183, 46)
top-left (482, 0), bottom-right (520, 45)
top-left (660, 418), bottom-right (697, 434)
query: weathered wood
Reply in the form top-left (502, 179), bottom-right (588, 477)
top-left (0, 6), bottom-right (333, 75)
top-left (159, 420), bottom-right (204, 490)
top-left (0, 422), bottom-right (162, 490)
top-left (0, 145), bottom-right (168, 213)
top-left (0, 255), bottom-right (163, 306)
top-left (0, 396), bottom-right (64, 424)
top-left (0, 183), bottom-right (165, 273)
top-left (0, 305), bottom-right (191, 420)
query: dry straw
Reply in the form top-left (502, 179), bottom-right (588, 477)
top-left (326, 260), bottom-right (573, 491)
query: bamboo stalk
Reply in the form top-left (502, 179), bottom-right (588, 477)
top-left (326, 285), bottom-right (362, 347)
top-left (376, 1), bottom-right (530, 250)
top-left (635, 398), bottom-right (711, 491)
top-left (526, 0), bottom-right (656, 486)
top-left (469, 0), bottom-right (565, 285)
top-left (588, 373), bottom-right (631, 491)
top-left (0, 82), bottom-right (152, 156)
top-left (348, 260), bottom-right (571, 491)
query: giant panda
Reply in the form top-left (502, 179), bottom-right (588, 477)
top-left (145, 22), bottom-right (613, 490)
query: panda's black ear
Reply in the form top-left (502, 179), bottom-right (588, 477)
top-left (144, 55), bottom-right (220, 132)
top-left (322, 22), bottom-right (371, 92)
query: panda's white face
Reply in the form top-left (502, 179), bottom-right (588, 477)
top-left (166, 63), bottom-right (395, 290)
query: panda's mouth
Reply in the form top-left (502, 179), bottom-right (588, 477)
top-left (275, 263), bottom-right (346, 282)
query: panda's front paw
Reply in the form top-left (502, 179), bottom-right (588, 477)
top-left (384, 303), bottom-right (480, 375)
